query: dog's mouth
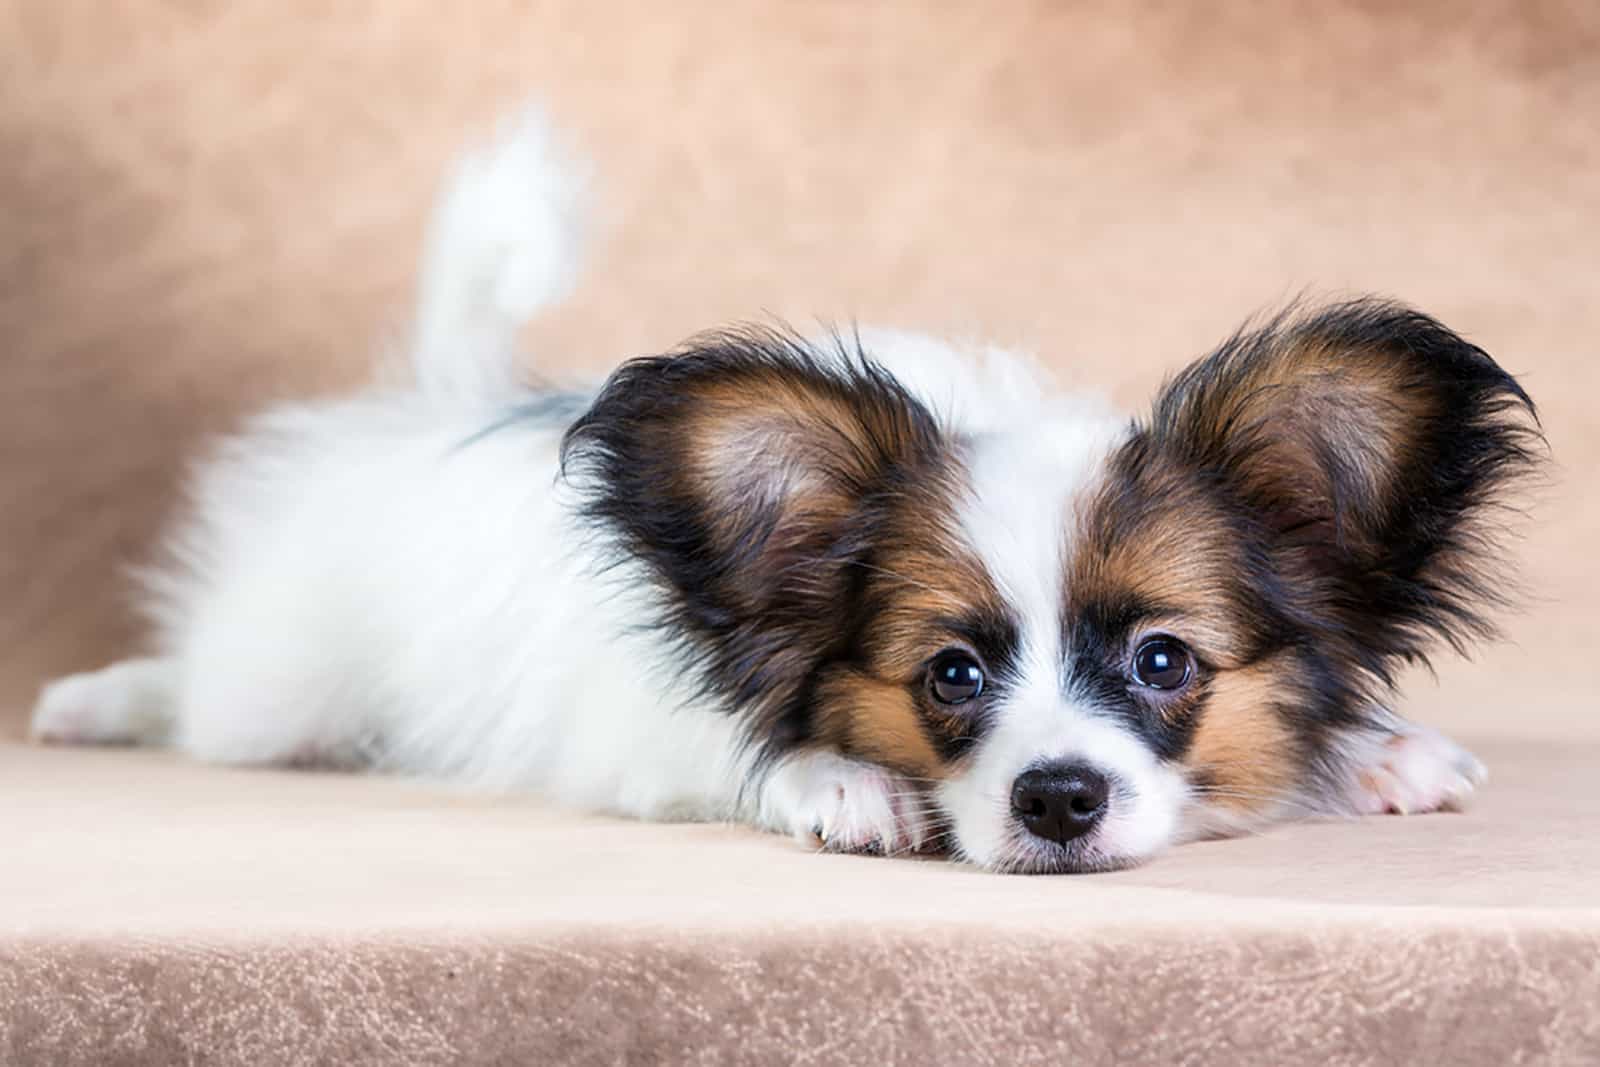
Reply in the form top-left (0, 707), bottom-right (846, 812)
top-left (986, 835), bottom-right (1142, 875)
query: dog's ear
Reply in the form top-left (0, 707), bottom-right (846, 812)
top-left (561, 328), bottom-right (944, 731)
top-left (1143, 299), bottom-right (1542, 681)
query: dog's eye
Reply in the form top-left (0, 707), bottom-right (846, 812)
top-left (929, 651), bottom-right (984, 705)
top-left (1131, 637), bottom-right (1192, 690)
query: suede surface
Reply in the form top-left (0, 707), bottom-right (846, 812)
top-left (3, 2), bottom-right (1599, 1063)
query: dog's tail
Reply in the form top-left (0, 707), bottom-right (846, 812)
top-left (409, 105), bottom-right (587, 401)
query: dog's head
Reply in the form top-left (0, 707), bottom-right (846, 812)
top-left (562, 300), bottom-right (1539, 872)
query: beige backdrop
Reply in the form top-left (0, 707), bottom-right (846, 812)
top-left (3, 1), bottom-right (1597, 740)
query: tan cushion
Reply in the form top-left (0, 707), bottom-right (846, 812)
top-left (5, 740), bottom-right (1600, 1063)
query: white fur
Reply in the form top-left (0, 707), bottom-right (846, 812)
top-left (410, 106), bottom-right (586, 401)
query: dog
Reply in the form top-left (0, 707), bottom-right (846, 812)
top-left (31, 109), bottom-right (1542, 874)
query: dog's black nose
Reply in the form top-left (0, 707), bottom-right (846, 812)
top-left (1010, 764), bottom-right (1110, 845)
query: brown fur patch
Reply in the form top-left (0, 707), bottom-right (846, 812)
top-left (867, 481), bottom-right (1010, 674)
top-left (678, 358), bottom-right (941, 571)
top-left (836, 454), bottom-right (1017, 770)
top-left (1069, 462), bottom-right (1257, 671)
top-left (813, 670), bottom-right (945, 779)
top-left (1218, 356), bottom-right (1429, 551)
top-left (1184, 658), bottom-right (1300, 812)
top-left (1151, 314), bottom-right (1457, 563)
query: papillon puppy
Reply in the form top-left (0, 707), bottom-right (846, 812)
top-left (32, 110), bottom-right (1542, 873)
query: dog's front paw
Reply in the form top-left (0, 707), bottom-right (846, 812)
top-left (760, 751), bottom-right (939, 856)
top-left (1346, 724), bottom-right (1487, 816)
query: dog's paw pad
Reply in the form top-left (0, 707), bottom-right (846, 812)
top-left (1348, 725), bottom-right (1486, 816)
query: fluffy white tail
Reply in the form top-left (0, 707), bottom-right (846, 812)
top-left (410, 105), bottom-right (588, 401)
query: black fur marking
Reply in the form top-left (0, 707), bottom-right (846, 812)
top-left (1065, 602), bottom-right (1207, 761)
top-left (912, 610), bottom-right (1021, 763)
top-left (930, 611), bottom-right (1023, 684)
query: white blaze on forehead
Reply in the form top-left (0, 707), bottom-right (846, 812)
top-left (956, 416), bottom-right (1126, 675)
top-left (943, 412), bottom-right (1189, 869)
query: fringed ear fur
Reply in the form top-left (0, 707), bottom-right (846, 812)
top-left (561, 327), bottom-right (947, 747)
top-left (1142, 298), bottom-right (1543, 686)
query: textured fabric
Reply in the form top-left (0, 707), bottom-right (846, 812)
top-left (3, 1), bottom-right (1599, 1063)
top-left (7, 927), bottom-right (1600, 1066)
